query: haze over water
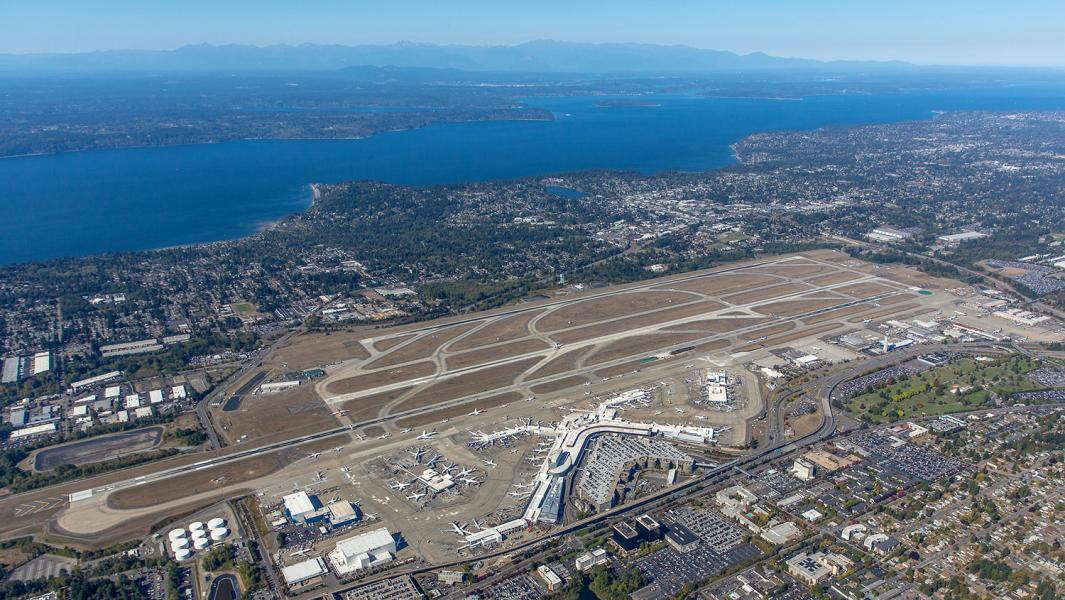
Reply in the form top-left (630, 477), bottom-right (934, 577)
top-left (2, 84), bottom-right (1065, 265)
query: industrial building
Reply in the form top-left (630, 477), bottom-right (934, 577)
top-left (327, 528), bottom-right (396, 576)
top-left (280, 557), bottom-right (327, 592)
top-left (282, 491), bottom-right (325, 523)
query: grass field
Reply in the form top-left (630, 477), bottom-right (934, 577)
top-left (846, 356), bottom-right (1042, 423)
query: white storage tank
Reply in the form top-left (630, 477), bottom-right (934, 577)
top-left (193, 537), bottom-right (210, 550)
top-left (174, 547), bottom-right (192, 561)
top-left (189, 521), bottom-right (206, 532)
top-left (207, 518), bottom-right (226, 529)
top-left (209, 527), bottom-right (229, 541)
top-left (170, 538), bottom-right (189, 550)
top-left (168, 528), bottom-right (187, 541)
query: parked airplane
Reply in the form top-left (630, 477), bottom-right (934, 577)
top-left (409, 449), bottom-right (426, 462)
top-left (307, 452), bottom-right (321, 459)
top-left (457, 468), bottom-right (474, 477)
top-left (482, 459), bottom-right (497, 467)
top-left (401, 427), bottom-right (412, 434)
top-left (407, 492), bottom-right (426, 501)
top-left (389, 481), bottom-right (411, 490)
top-left (377, 432), bottom-right (391, 439)
top-left (468, 408), bottom-right (484, 416)
top-left (332, 410), bottom-right (348, 416)
top-left (448, 522), bottom-right (470, 536)
top-left (461, 478), bottom-right (481, 486)
top-left (417, 430), bottom-right (438, 440)
top-left (507, 491), bottom-right (531, 498)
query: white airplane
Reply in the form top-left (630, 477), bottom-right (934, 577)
top-left (440, 463), bottom-right (455, 473)
top-left (514, 482), bottom-right (535, 489)
top-left (448, 522), bottom-right (471, 535)
top-left (401, 427), bottom-right (412, 434)
top-left (552, 342), bottom-right (563, 349)
top-left (363, 513), bottom-right (378, 520)
top-left (389, 481), bottom-right (411, 490)
top-left (457, 468), bottom-right (474, 477)
top-left (333, 446), bottom-right (343, 452)
top-left (507, 491), bottom-right (531, 498)
top-left (332, 410), bottom-right (348, 416)
top-left (673, 407), bottom-right (685, 413)
top-left (427, 454), bottom-right (442, 466)
top-left (417, 431), bottom-right (438, 440)
top-left (468, 408), bottom-right (484, 416)
top-left (409, 449), bottom-right (426, 461)
top-left (288, 549), bottom-right (310, 557)
top-left (378, 433), bottom-right (391, 439)
top-left (482, 459), bottom-right (497, 467)
top-left (407, 492), bottom-right (426, 501)
top-left (461, 478), bottom-right (481, 486)
top-left (307, 452), bottom-right (321, 459)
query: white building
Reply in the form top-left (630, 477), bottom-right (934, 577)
top-left (575, 548), bottom-right (609, 572)
top-left (281, 557), bottom-right (327, 589)
top-left (327, 528), bottom-right (396, 576)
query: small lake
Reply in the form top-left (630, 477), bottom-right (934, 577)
top-left (2, 84), bottom-right (1065, 265)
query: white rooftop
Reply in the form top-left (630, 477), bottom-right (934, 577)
top-left (280, 557), bottom-right (326, 584)
top-left (283, 491), bottom-right (316, 516)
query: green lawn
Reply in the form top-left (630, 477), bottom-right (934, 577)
top-left (230, 302), bottom-right (256, 314)
top-left (847, 355), bottom-right (1042, 423)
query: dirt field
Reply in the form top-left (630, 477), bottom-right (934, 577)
top-left (749, 263), bottom-right (836, 278)
top-left (214, 385), bottom-right (338, 445)
top-left (529, 376), bottom-right (590, 395)
top-left (753, 297), bottom-right (847, 317)
top-left (847, 303), bottom-right (919, 323)
top-left (325, 362), bottom-right (437, 395)
top-left (526, 347), bottom-right (595, 380)
top-left (835, 282), bottom-right (897, 299)
top-left (662, 316), bottom-right (768, 333)
top-left (373, 334), bottom-right (414, 352)
top-left (537, 290), bottom-right (699, 331)
top-left (391, 358), bottom-right (542, 413)
top-left (361, 425), bottom-right (385, 437)
top-left (692, 339), bottom-right (731, 354)
top-left (585, 332), bottom-right (705, 366)
top-left (549, 300), bottom-right (723, 345)
top-left (790, 411), bottom-right (823, 438)
top-left (364, 322), bottom-right (478, 368)
top-left (721, 283), bottom-right (812, 306)
top-left (394, 392), bottom-right (523, 428)
top-left (806, 271), bottom-right (863, 287)
top-left (742, 322), bottom-right (796, 341)
top-left (449, 310), bottom-right (544, 352)
top-left (656, 273), bottom-right (777, 296)
top-left (269, 331), bottom-right (370, 371)
top-left (341, 386), bottom-right (416, 421)
top-left (801, 304), bottom-right (873, 325)
top-left (444, 339), bottom-right (550, 371)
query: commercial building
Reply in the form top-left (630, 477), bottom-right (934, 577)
top-left (937, 231), bottom-right (988, 246)
top-left (786, 552), bottom-right (853, 586)
top-left (664, 523), bottom-right (700, 553)
top-left (611, 522), bottom-right (642, 553)
top-left (537, 565), bottom-right (563, 592)
top-left (327, 528), bottom-right (396, 576)
top-left (867, 225), bottom-right (919, 243)
top-left (575, 548), bottom-right (609, 572)
top-left (791, 459), bottom-right (816, 481)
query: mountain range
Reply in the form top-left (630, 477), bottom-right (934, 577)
top-left (0, 40), bottom-right (914, 73)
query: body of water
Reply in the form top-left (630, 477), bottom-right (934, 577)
top-left (2, 84), bottom-right (1065, 265)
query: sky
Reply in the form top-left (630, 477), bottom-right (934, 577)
top-left (1, 0), bottom-right (1063, 67)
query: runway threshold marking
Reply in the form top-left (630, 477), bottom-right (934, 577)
top-left (13, 496), bottom-right (65, 517)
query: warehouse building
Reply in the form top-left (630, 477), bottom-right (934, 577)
top-left (280, 557), bottom-right (327, 592)
top-left (327, 528), bottom-right (396, 576)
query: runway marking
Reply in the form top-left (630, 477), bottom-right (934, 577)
top-left (13, 496), bottom-right (65, 517)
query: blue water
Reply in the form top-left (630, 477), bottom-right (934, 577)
top-left (2, 84), bottom-right (1065, 265)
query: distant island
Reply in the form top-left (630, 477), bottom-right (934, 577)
top-left (595, 98), bottom-right (661, 108)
